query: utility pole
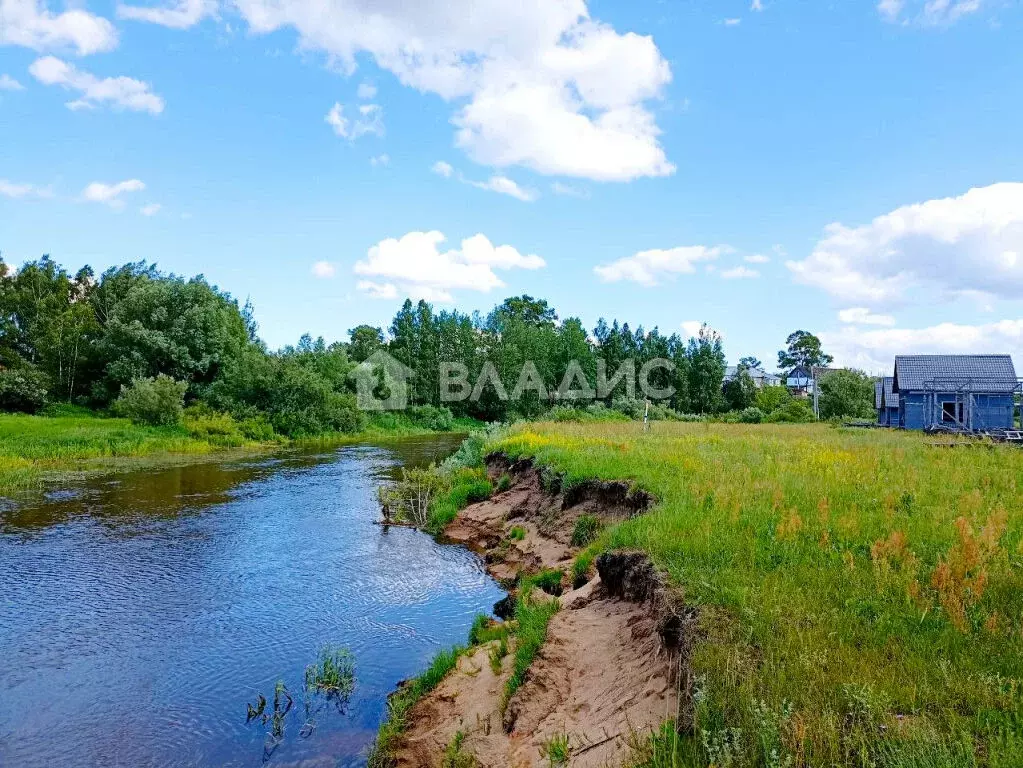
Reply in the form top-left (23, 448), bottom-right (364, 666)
top-left (812, 368), bottom-right (820, 419)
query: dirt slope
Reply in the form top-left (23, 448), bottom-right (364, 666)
top-left (389, 458), bottom-right (691, 768)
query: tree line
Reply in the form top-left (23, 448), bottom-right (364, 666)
top-left (0, 254), bottom-right (875, 434)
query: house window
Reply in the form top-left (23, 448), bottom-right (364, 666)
top-left (941, 401), bottom-right (963, 423)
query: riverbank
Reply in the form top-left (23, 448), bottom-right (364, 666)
top-left (374, 422), bottom-right (1023, 767)
top-left (0, 410), bottom-right (482, 495)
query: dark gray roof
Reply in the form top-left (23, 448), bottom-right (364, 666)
top-left (875, 377), bottom-right (897, 408)
top-left (893, 355), bottom-right (1018, 393)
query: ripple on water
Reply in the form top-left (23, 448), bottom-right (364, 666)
top-left (0, 440), bottom-right (504, 767)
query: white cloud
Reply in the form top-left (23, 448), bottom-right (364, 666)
top-left (837, 307), bottom-right (896, 326)
top-left (0, 178), bottom-right (52, 198)
top-left (357, 82), bottom-right (377, 99)
top-left (744, 253), bottom-right (770, 264)
top-left (82, 179), bottom-right (145, 208)
top-left (788, 182), bottom-right (1023, 309)
top-left (878, 0), bottom-right (983, 24)
top-left (721, 266), bottom-right (759, 279)
top-left (550, 181), bottom-right (589, 198)
top-left (370, 153), bottom-right (390, 167)
top-left (821, 319), bottom-right (1023, 373)
top-left (29, 56), bottom-right (164, 114)
top-left (751, 0), bottom-right (764, 10)
top-left (117, 0), bottom-right (215, 29)
top-left (467, 174), bottom-right (537, 202)
top-left (140, 202), bottom-right (161, 216)
top-left (354, 230), bottom-right (545, 301)
top-left (324, 101), bottom-right (383, 140)
top-left (0, 0), bottom-right (118, 55)
top-left (594, 245), bottom-right (729, 287)
top-left (0, 73), bottom-right (24, 90)
top-left (117, 0), bottom-right (674, 182)
top-left (431, 161), bottom-right (454, 178)
top-left (311, 260), bottom-right (336, 278)
top-left (724, 18), bottom-right (742, 26)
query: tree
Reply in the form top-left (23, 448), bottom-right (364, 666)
top-left (724, 368), bottom-right (758, 411)
top-left (738, 355), bottom-right (762, 370)
top-left (489, 295), bottom-right (557, 329)
top-left (777, 331), bottom-right (833, 371)
top-left (686, 325), bottom-right (726, 413)
top-left (818, 369), bottom-right (875, 420)
top-left (347, 325), bottom-right (384, 362)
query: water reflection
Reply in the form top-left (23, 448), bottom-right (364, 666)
top-left (0, 434), bottom-right (502, 767)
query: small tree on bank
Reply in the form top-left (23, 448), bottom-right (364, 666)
top-left (114, 375), bottom-right (187, 426)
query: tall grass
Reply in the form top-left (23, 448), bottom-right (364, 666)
top-left (489, 421), bottom-right (1023, 767)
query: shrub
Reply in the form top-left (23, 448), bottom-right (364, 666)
top-left (739, 406), bottom-right (765, 424)
top-left (765, 399), bottom-right (816, 423)
top-left (509, 525), bottom-right (526, 540)
top-left (755, 385), bottom-right (792, 414)
top-left (496, 473), bottom-right (512, 492)
top-left (571, 514), bottom-right (603, 546)
top-left (0, 366), bottom-right (50, 413)
top-left (113, 374), bottom-right (187, 426)
top-left (407, 404), bottom-right (456, 431)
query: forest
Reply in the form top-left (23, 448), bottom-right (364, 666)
top-left (0, 255), bottom-right (875, 438)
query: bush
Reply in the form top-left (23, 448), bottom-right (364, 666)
top-left (739, 406), bottom-right (765, 424)
top-left (406, 405), bottom-right (456, 431)
top-left (765, 399), bottom-right (816, 423)
top-left (113, 375), bottom-right (187, 426)
top-left (756, 385), bottom-right (792, 414)
top-left (0, 366), bottom-right (50, 413)
top-left (40, 402), bottom-right (95, 418)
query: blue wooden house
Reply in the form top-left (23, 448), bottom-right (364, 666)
top-left (892, 355), bottom-right (1018, 430)
top-left (875, 376), bottom-right (898, 426)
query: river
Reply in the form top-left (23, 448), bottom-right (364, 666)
top-left (0, 435), bottom-right (505, 767)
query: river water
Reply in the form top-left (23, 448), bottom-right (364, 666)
top-left (0, 436), bottom-right (505, 767)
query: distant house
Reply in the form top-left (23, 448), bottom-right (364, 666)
top-left (892, 355), bottom-right (1018, 430)
top-left (875, 376), bottom-right (898, 426)
top-left (724, 366), bottom-right (782, 389)
top-left (786, 365), bottom-right (838, 397)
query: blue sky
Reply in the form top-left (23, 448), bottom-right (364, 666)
top-left (2, 0), bottom-right (1022, 373)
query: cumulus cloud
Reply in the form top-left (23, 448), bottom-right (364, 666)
top-left (112, 0), bottom-right (674, 181)
top-left (356, 82), bottom-right (376, 99)
top-left (751, 0), bottom-right (764, 10)
top-left (837, 307), bottom-right (896, 326)
top-left (0, 73), bottom-right (24, 90)
top-left (324, 102), bottom-right (383, 140)
top-left (82, 179), bottom-right (145, 208)
top-left (0, 178), bottom-right (52, 198)
top-left (354, 230), bottom-right (545, 301)
top-left (0, 0), bottom-right (118, 55)
top-left (878, 0), bottom-right (983, 24)
top-left (744, 253), bottom-right (770, 264)
top-left (787, 182), bottom-right (1023, 308)
top-left (721, 266), bottom-right (759, 279)
top-left (821, 319), bottom-right (1023, 373)
top-left (431, 161), bottom-right (454, 178)
top-left (594, 245), bottom-right (729, 287)
top-left (467, 174), bottom-right (537, 202)
top-left (118, 0), bottom-right (216, 29)
top-left (311, 260), bottom-right (336, 278)
top-left (724, 18), bottom-right (742, 26)
top-left (370, 154), bottom-right (390, 167)
top-left (29, 56), bottom-right (164, 113)
top-left (140, 202), bottom-right (161, 216)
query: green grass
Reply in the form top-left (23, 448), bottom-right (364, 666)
top-left (504, 590), bottom-right (560, 710)
top-left (489, 421), bottom-right (1023, 768)
top-left (570, 513), bottom-right (604, 546)
top-left (0, 410), bottom-right (483, 495)
top-left (369, 644), bottom-right (465, 767)
top-left (509, 525), bottom-right (526, 541)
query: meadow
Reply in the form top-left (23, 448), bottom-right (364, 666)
top-left (487, 422), bottom-right (1023, 767)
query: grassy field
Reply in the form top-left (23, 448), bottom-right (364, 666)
top-left (487, 422), bottom-right (1023, 767)
top-left (0, 410), bottom-right (481, 495)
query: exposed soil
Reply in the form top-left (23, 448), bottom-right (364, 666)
top-left (390, 457), bottom-right (693, 767)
